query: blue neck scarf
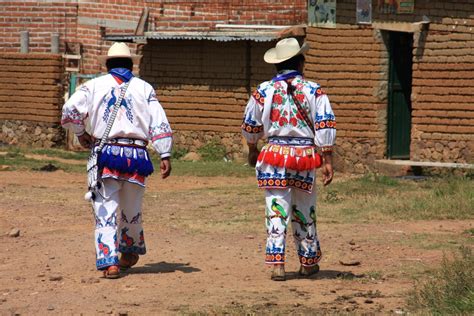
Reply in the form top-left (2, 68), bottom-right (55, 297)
top-left (272, 70), bottom-right (302, 82)
top-left (109, 68), bottom-right (134, 83)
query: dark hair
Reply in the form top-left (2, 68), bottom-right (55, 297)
top-left (275, 54), bottom-right (305, 72)
top-left (106, 57), bottom-right (133, 71)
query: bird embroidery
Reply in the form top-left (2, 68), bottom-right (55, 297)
top-left (120, 227), bottom-right (135, 247)
top-left (271, 198), bottom-right (288, 227)
top-left (97, 233), bottom-right (111, 257)
top-left (292, 205), bottom-right (308, 233)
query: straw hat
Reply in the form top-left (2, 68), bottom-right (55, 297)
top-left (264, 38), bottom-right (309, 64)
top-left (98, 42), bottom-right (141, 63)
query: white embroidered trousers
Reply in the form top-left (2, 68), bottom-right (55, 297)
top-left (92, 178), bottom-right (146, 270)
top-left (264, 188), bottom-right (322, 266)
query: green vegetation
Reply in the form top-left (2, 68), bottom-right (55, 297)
top-left (197, 139), bottom-right (227, 161)
top-left (318, 173), bottom-right (473, 222)
top-left (408, 247), bottom-right (474, 315)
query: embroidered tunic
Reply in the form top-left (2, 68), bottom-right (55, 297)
top-left (61, 74), bottom-right (172, 186)
top-left (242, 70), bottom-right (336, 193)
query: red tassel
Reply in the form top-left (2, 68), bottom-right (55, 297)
top-left (287, 155), bottom-right (297, 170)
top-left (314, 153), bottom-right (322, 168)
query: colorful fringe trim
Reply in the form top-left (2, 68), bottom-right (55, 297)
top-left (98, 144), bottom-right (154, 177)
top-left (257, 144), bottom-right (322, 171)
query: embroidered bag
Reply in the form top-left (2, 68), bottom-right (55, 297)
top-left (286, 79), bottom-right (322, 168)
top-left (85, 80), bottom-right (131, 201)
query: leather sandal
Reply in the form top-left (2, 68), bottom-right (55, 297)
top-left (119, 253), bottom-right (139, 269)
top-left (103, 265), bottom-right (120, 279)
top-left (299, 264), bottom-right (320, 277)
top-left (271, 265), bottom-right (286, 281)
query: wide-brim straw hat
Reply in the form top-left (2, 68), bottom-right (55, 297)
top-left (264, 38), bottom-right (309, 64)
top-left (98, 42), bottom-right (141, 64)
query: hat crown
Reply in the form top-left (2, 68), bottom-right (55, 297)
top-left (275, 38), bottom-right (302, 60)
top-left (107, 42), bottom-right (132, 58)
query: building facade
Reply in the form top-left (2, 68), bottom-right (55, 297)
top-left (0, 0), bottom-right (472, 172)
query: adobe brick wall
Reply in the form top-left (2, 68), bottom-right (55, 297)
top-left (306, 0), bottom-right (473, 172)
top-left (0, 53), bottom-right (65, 147)
top-left (140, 39), bottom-right (276, 153)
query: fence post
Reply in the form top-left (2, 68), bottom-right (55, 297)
top-left (20, 31), bottom-right (29, 53)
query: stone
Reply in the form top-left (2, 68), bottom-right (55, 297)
top-left (49, 275), bottom-right (63, 281)
top-left (8, 228), bottom-right (20, 238)
top-left (181, 152), bottom-right (201, 161)
top-left (339, 259), bottom-right (361, 266)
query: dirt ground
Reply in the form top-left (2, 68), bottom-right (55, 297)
top-left (0, 168), bottom-right (472, 315)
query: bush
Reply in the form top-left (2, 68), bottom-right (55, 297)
top-left (171, 147), bottom-right (188, 160)
top-left (407, 246), bottom-right (474, 314)
top-left (197, 140), bottom-right (226, 161)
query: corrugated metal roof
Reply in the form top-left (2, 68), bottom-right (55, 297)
top-left (105, 28), bottom-right (293, 43)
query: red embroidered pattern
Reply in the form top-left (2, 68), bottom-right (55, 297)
top-left (315, 120), bottom-right (336, 130)
top-left (252, 90), bottom-right (265, 106)
top-left (242, 122), bottom-right (264, 134)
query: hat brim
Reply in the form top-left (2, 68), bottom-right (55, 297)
top-left (98, 54), bottom-right (142, 64)
top-left (263, 42), bottom-right (309, 64)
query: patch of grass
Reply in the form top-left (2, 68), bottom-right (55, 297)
top-left (166, 160), bottom-right (255, 178)
top-left (29, 148), bottom-right (89, 160)
top-left (407, 246), bottom-right (474, 315)
top-left (171, 147), bottom-right (188, 160)
top-left (197, 140), bottom-right (227, 161)
top-left (318, 175), bottom-right (473, 222)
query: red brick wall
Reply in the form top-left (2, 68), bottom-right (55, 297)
top-left (0, 0), bottom-right (306, 73)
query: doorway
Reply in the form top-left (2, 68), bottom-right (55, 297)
top-left (387, 31), bottom-right (413, 159)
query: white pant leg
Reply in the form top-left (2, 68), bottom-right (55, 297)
top-left (117, 181), bottom-right (146, 255)
top-left (264, 188), bottom-right (292, 265)
top-left (93, 178), bottom-right (122, 270)
top-left (292, 188), bottom-right (322, 267)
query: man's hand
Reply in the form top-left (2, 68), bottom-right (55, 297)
top-left (77, 132), bottom-right (93, 149)
top-left (160, 158), bottom-right (172, 179)
top-left (247, 143), bottom-right (259, 167)
top-left (321, 153), bottom-right (334, 186)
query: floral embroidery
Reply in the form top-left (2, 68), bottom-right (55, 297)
top-left (270, 79), bottom-right (310, 129)
top-left (150, 122), bottom-right (172, 142)
top-left (61, 108), bottom-right (84, 126)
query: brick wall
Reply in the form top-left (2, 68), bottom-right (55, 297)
top-left (305, 0), bottom-right (473, 172)
top-left (0, 53), bottom-right (65, 147)
top-left (140, 39), bottom-right (275, 151)
top-left (0, 0), bottom-right (306, 73)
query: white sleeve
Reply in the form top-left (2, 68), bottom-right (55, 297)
top-left (61, 84), bottom-right (92, 136)
top-left (241, 89), bottom-right (264, 144)
top-left (147, 88), bottom-right (173, 159)
top-left (313, 93), bottom-right (336, 152)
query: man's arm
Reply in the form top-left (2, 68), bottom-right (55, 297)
top-left (321, 152), bottom-right (334, 186)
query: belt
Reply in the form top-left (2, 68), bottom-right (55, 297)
top-left (105, 138), bottom-right (148, 147)
top-left (268, 136), bottom-right (314, 146)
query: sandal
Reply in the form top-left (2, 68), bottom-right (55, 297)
top-left (103, 265), bottom-right (120, 279)
top-left (119, 253), bottom-right (139, 269)
top-left (271, 265), bottom-right (286, 281)
top-left (299, 264), bottom-right (320, 277)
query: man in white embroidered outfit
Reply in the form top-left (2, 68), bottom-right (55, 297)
top-left (242, 38), bottom-right (336, 281)
top-left (61, 42), bottom-right (172, 279)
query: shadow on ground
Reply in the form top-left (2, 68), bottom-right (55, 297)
top-left (126, 261), bottom-right (201, 274)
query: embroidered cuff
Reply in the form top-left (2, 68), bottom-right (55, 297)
top-left (160, 152), bottom-right (171, 159)
top-left (320, 146), bottom-right (333, 153)
top-left (241, 123), bottom-right (264, 134)
top-left (75, 130), bottom-right (86, 137)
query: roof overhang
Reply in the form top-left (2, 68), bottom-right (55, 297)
top-left (105, 25), bottom-right (306, 43)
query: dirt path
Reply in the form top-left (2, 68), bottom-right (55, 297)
top-left (0, 170), bottom-right (471, 315)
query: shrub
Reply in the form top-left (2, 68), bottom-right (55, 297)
top-left (197, 140), bottom-right (226, 161)
top-left (407, 246), bottom-right (474, 314)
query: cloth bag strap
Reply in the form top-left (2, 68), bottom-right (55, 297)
top-left (286, 79), bottom-right (314, 137)
top-left (96, 80), bottom-right (131, 152)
